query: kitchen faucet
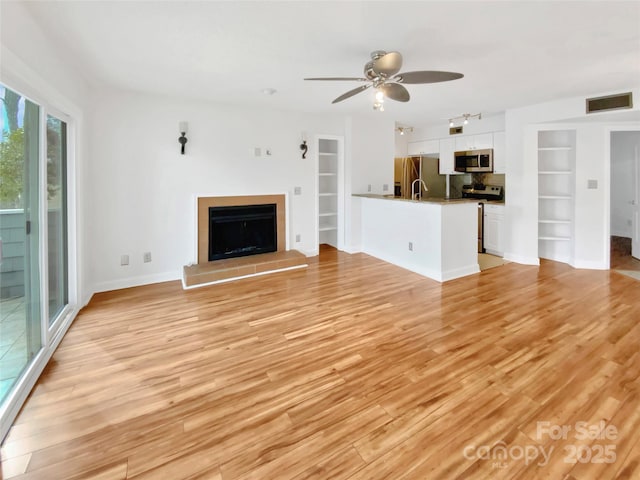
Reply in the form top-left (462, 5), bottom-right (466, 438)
top-left (411, 178), bottom-right (429, 200)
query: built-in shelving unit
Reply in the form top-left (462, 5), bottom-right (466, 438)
top-left (317, 136), bottom-right (343, 249)
top-left (537, 130), bottom-right (576, 264)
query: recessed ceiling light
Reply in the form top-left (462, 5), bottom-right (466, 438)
top-left (262, 88), bottom-right (277, 96)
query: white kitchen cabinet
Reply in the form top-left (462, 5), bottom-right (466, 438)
top-left (454, 133), bottom-right (493, 151)
top-left (484, 204), bottom-right (504, 256)
top-left (407, 139), bottom-right (439, 156)
top-left (438, 138), bottom-right (463, 175)
top-left (492, 131), bottom-right (506, 174)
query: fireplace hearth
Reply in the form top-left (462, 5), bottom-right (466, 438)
top-left (208, 204), bottom-right (277, 261)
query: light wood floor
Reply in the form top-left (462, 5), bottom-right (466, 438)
top-left (2, 246), bottom-right (639, 479)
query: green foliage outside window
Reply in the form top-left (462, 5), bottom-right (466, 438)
top-left (0, 128), bottom-right (24, 209)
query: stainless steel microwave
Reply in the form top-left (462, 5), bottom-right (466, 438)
top-left (454, 149), bottom-right (493, 173)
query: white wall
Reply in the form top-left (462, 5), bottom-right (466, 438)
top-left (88, 88), bottom-right (344, 292)
top-left (611, 131), bottom-right (640, 237)
top-left (348, 114), bottom-right (395, 195)
top-left (344, 113), bottom-right (395, 252)
top-left (504, 87), bottom-right (640, 268)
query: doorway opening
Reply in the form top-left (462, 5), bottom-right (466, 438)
top-left (610, 131), bottom-right (640, 278)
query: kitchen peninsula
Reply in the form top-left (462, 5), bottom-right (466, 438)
top-left (352, 194), bottom-right (479, 282)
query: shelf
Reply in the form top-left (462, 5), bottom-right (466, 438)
top-left (319, 226), bottom-right (337, 232)
top-left (539, 219), bottom-right (571, 224)
top-left (319, 192), bottom-right (337, 197)
top-left (319, 212), bottom-right (337, 217)
top-left (319, 172), bottom-right (337, 176)
top-left (539, 195), bottom-right (572, 200)
top-left (538, 236), bottom-right (571, 241)
top-left (538, 146), bottom-right (572, 151)
top-left (538, 170), bottom-right (572, 175)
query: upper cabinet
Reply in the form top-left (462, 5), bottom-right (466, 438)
top-left (407, 130), bottom-right (505, 176)
top-left (407, 139), bottom-right (439, 156)
top-left (454, 133), bottom-right (494, 151)
top-left (492, 131), bottom-right (506, 174)
top-left (439, 138), bottom-right (463, 175)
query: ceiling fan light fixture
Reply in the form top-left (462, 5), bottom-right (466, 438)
top-left (304, 50), bottom-right (463, 107)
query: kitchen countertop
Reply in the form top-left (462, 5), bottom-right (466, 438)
top-left (352, 194), bottom-right (503, 205)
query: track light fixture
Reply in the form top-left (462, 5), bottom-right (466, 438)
top-left (395, 126), bottom-right (414, 136)
top-left (448, 113), bottom-right (482, 128)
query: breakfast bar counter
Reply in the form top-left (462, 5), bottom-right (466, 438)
top-left (351, 194), bottom-right (479, 282)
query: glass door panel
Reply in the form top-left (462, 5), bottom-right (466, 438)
top-left (0, 85), bottom-right (42, 405)
top-left (46, 115), bottom-right (68, 326)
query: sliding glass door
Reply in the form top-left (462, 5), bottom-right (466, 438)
top-left (0, 85), bottom-right (43, 406)
top-left (0, 84), bottom-right (71, 427)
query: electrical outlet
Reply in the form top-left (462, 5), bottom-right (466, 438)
top-left (143, 252), bottom-right (152, 263)
top-left (294, 186), bottom-right (302, 195)
top-left (120, 254), bottom-right (129, 266)
top-left (408, 242), bottom-right (413, 251)
top-left (295, 234), bottom-right (301, 242)
top-left (383, 184), bottom-right (389, 191)
top-left (368, 184), bottom-right (372, 192)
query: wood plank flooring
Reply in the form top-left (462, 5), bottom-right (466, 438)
top-left (2, 246), bottom-right (640, 479)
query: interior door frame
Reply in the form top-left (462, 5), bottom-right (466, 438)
top-left (605, 126), bottom-right (640, 268)
top-left (633, 141), bottom-right (639, 259)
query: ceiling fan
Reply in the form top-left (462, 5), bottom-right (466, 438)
top-left (305, 50), bottom-right (463, 109)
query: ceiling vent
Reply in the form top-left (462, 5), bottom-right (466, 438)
top-left (586, 92), bottom-right (633, 114)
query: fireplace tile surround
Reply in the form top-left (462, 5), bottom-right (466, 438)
top-left (197, 194), bottom-right (286, 264)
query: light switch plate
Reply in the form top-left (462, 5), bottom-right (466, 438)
top-left (587, 179), bottom-right (598, 189)
top-left (294, 186), bottom-right (301, 195)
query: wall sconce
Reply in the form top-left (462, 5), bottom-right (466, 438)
top-left (299, 132), bottom-right (308, 159)
top-left (178, 121), bottom-right (188, 155)
top-left (448, 113), bottom-right (481, 128)
top-left (396, 126), bottom-right (414, 136)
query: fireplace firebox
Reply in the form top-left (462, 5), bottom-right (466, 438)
top-left (208, 204), bottom-right (277, 261)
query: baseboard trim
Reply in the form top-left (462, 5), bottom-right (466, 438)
top-left (503, 253), bottom-right (540, 266)
top-left (93, 271), bottom-right (181, 293)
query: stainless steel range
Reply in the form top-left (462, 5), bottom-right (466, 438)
top-left (461, 184), bottom-right (503, 201)
top-left (461, 184), bottom-right (504, 253)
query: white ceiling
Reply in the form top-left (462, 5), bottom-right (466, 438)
top-left (23, 1), bottom-right (640, 124)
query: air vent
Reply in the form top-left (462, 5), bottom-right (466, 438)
top-left (586, 92), bottom-right (633, 114)
top-left (449, 126), bottom-right (463, 135)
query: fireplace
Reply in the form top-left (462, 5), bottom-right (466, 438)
top-left (208, 204), bottom-right (277, 261)
top-left (197, 195), bottom-right (286, 265)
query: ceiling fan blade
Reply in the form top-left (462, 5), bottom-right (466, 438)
top-left (332, 84), bottom-right (371, 104)
top-left (381, 83), bottom-right (410, 102)
top-left (304, 77), bottom-right (368, 81)
top-left (394, 71), bottom-right (464, 84)
top-left (372, 51), bottom-right (403, 77)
